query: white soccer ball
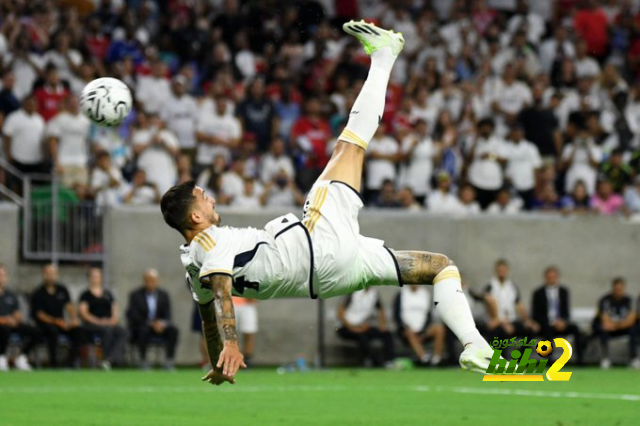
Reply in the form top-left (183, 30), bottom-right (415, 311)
top-left (80, 77), bottom-right (132, 127)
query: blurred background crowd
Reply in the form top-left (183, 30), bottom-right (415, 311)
top-left (3, 0), bottom-right (640, 215)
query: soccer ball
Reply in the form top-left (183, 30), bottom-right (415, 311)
top-left (80, 77), bottom-right (132, 127)
top-left (536, 340), bottom-right (553, 358)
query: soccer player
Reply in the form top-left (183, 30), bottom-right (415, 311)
top-left (161, 21), bottom-right (493, 385)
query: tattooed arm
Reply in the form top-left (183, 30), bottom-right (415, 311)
top-left (199, 274), bottom-right (246, 385)
top-left (392, 250), bottom-right (453, 284)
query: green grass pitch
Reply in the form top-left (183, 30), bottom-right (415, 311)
top-left (0, 368), bottom-right (638, 425)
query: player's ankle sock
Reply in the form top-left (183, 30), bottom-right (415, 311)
top-left (339, 47), bottom-right (396, 150)
top-left (433, 266), bottom-right (489, 349)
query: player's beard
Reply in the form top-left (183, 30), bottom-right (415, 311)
top-left (211, 211), bottom-right (221, 226)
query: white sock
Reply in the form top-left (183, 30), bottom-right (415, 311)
top-left (339, 47), bottom-right (397, 150)
top-left (433, 266), bottom-right (489, 350)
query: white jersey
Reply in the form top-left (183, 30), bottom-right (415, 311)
top-left (180, 214), bottom-right (312, 303)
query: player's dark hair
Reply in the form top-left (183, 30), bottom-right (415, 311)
top-left (160, 180), bottom-right (197, 235)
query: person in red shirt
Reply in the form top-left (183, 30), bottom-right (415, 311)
top-left (33, 64), bottom-right (69, 122)
top-left (291, 97), bottom-right (332, 190)
top-left (574, 0), bottom-right (610, 60)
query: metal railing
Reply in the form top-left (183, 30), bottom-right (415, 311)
top-left (1, 158), bottom-right (104, 263)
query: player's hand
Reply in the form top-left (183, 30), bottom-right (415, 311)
top-left (201, 368), bottom-right (236, 386)
top-left (217, 343), bottom-right (247, 377)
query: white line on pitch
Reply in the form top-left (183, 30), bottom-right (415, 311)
top-left (0, 385), bottom-right (638, 402)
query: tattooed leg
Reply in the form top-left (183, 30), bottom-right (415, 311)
top-left (393, 249), bottom-right (491, 360)
top-left (392, 250), bottom-right (454, 285)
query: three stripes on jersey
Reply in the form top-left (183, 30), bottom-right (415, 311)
top-left (194, 232), bottom-right (216, 252)
top-left (303, 186), bottom-right (329, 234)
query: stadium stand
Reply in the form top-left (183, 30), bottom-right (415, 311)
top-left (2, 0), bottom-right (640, 214)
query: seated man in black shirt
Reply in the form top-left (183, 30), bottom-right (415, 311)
top-left (31, 264), bottom-right (82, 368)
top-left (531, 266), bottom-right (584, 364)
top-left (126, 269), bottom-right (179, 370)
top-left (78, 267), bottom-right (127, 370)
top-left (0, 264), bottom-right (38, 371)
top-left (593, 277), bottom-right (639, 369)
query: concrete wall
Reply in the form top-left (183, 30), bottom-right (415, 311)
top-left (104, 206), bottom-right (640, 366)
top-left (0, 203), bottom-right (19, 277)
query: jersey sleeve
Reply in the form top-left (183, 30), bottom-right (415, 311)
top-left (195, 229), bottom-right (235, 279)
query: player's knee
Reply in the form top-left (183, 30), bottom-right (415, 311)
top-left (431, 253), bottom-right (453, 275)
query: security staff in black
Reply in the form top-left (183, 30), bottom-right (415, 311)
top-left (0, 265), bottom-right (38, 370)
top-left (31, 264), bottom-right (82, 368)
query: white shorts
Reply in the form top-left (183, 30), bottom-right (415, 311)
top-left (235, 303), bottom-right (258, 334)
top-left (302, 180), bottom-right (402, 299)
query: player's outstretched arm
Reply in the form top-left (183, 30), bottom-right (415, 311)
top-left (200, 274), bottom-right (246, 385)
top-left (198, 300), bottom-right (232, 385)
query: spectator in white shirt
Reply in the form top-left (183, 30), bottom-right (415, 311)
top-left (337, 287), bottom-right (396, 367)
top-left (484, 259), bottom-right (539, 340)
top-left (398, 187), bottom-right (422, 211)
top-left (136, 60), bottom-right (171, 115)
top-left (47, 95), bottom-right (91, 188)
top-left (574, 39), bottom-right (601, 79)
top-left (539, 26), bottom-right (575, 75)
top-left (458, 184), bottom-right (482, 215)
top-left (366, 123), bottom-right (399, 202)
top-left (260, 137), bottom-right (295, 183)
top-left (504, 125), bottom-right (542, 209)
top-left (430, 73), bottom-right (464, 120)
top-left (220, 159), bottom-right (246, 202)
top-left (409, 86), bottom-right (438, 129)
top-left (90, 151), bottom-right (125, 208)
top-left (233, 31), bottom-right (257, 81)
top-left (3, 33), bottom-right (44, 100)
top-left (232, 178), bottom-right (262, 209)
top-left (196, 154), bottom-right (230, 204)
top-left (506, 0), bottom-right (545, 45)
top-left (393, 285), bottom-right (445, 366)
top-left (486, 188), bottom-right (523, 214)
top-left (195, 95), bottom-right (241, 173)
top-left (42, 32), bottom-right (82, 86)
top-left (2, 94), bottom-right (46, 179)
top-left (427, 172), bottom-right (462, 214)
top-left (260, 169), bottom-right (305, 207)
top-left (560, 122), bottom-right (602, 195)
top-left (159, 76), bottom-right (198, 156)
top-left (465, 118), bottom-right (508, 209)
top-left (121, 169), bottom-right (161, 205)
top-left (399, 119), bottom-right (441, 204)
top-left (492, 64), bottom-right (533, 135)
top-left (131, 112), bottom-right (179, 194)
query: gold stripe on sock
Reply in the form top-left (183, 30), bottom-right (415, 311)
top-left (339, 129), bottom-right (368, 150)
top-left (434, 268), bottom-right (461, 285)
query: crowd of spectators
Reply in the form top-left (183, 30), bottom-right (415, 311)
top-left (4, 0), bottom-right (640, 215)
